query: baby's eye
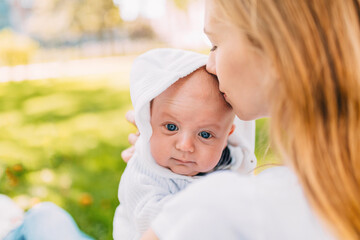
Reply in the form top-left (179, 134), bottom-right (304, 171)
top-left (165, 124), bottom-right (178, 131)
top-left (199, 131), bottom-right (212, 139)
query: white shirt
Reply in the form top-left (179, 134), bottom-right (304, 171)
top-left (151, 167), bottom-right (335, 240)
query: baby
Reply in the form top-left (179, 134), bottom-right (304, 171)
top-left (113, 48), bottom-right (256, 240)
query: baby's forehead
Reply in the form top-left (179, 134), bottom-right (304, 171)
top-left (167, 68), bottom-right (220, 96)
top-left (153, 68), bottom-right (232, 112)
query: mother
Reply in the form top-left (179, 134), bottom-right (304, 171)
top-left (123, 0), bottom-right (360, 239)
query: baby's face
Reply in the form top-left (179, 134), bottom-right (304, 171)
top-left (150, 68), bottom-right (234, 176)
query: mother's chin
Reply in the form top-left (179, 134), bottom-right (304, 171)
top-left (231, 103), bottom-right (269, 121)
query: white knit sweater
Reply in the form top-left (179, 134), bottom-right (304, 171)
top-left (113, 152), bottom-right (194, 240)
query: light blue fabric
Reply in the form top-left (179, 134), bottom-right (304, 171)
top-left (4, 202), bottom-right (93, 240)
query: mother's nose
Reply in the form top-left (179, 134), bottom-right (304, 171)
top-left (175, 134), bottom-right (195, 153)
top-left (206, 51), bottom-right (216, 75)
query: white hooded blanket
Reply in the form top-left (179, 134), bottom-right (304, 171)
top-left (113, 48), bottom-right (257, 240)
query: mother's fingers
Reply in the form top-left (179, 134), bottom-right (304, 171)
top-left (122, 110), bottom-right (139, 163)
top-left (128, 132), bottom-right (139, 145)
top-left (126, 110), bottom-right (136, 127)
top-left (121, 146), bottom-right (135, 163)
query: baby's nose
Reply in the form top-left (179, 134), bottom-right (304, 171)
top-left (175, 134), bottom-right (195, 153)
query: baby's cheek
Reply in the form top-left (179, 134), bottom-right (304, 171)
top-left (200, 151), bottom-right (222, 171)
top-left (150, 138), bottom-right (168, 166)
top-left (150, 137), bottom-right (160, 161)
top-left (207, 147), bottom-right (223, 171)
top-left (150, 146), bottom-right (158, 163)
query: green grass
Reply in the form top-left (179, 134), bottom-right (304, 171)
top-left (0, 77), bottom-right (276, 239)
top-left (0, 78), bottom-right (134, 239)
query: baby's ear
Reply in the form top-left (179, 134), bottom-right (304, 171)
top-left (228, 124), bottom-right (235, 136)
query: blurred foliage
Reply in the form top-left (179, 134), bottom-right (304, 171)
top-left (254, 118), bottom-right (281, 173)
top-left (27, 0), bottom-right (123, 43)
top-left (0, 78), bottom-right (134, 240)
top-left (126, 20), bottom-right (156, 40)
top-left (70, 0), bottom-right (123, 38)
top-left (173, 0), bottom-right (191, 10)
top-left (0, 29), bottom-right (39, 66)
top-left (25, 0), bottom-right (197, 44)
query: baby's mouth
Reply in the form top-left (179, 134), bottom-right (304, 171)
top-left (171, 158), bottom-right (195, 164)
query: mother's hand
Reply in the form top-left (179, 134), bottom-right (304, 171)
top-left (141, 229), bottom-right (159, 240)
top-left (121, 110), bottom-right (139, 163)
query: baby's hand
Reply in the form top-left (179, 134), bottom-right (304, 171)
top-left (121, 110), bottom-right (139, 163)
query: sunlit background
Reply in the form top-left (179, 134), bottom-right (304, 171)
top-left (0, 0), bottom-right (275, 239)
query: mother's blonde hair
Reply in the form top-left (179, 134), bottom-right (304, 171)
top-left (214, 0), bottom-right (360, 238)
